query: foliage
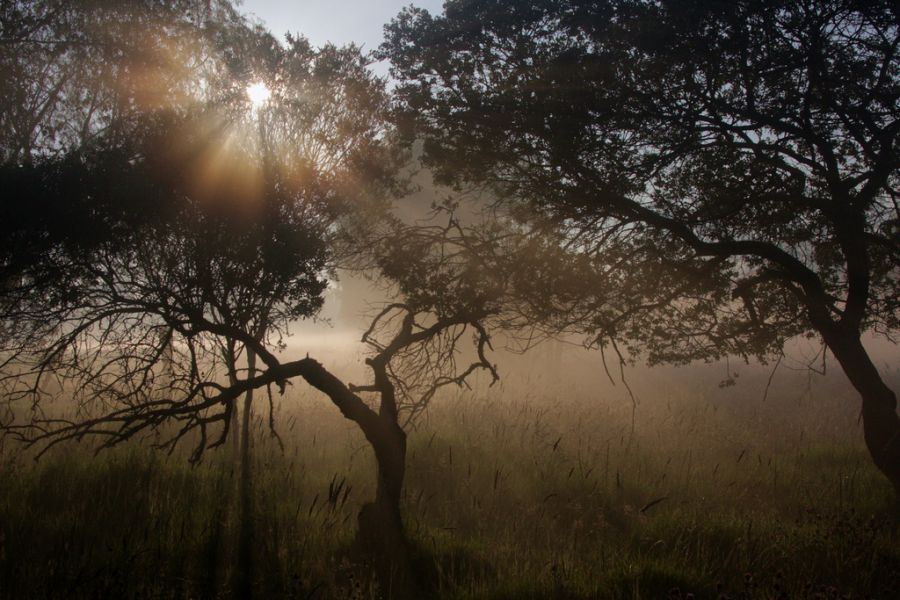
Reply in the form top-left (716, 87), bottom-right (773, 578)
top-left (380, 0), bottom-right (900, 492)
top-left (381, 0), bottom-right (900, 363)
top-left (0, 120), bottom-right (332, 458)
top-left (0, 1), bottom-right (403, 460)
top-left (0, 0), bottom-right (254, 163)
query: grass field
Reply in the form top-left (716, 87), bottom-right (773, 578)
top-left (1, 356), bottom-right (898, 599)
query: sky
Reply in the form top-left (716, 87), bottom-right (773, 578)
top-left (238, 0), bottom-right (445, 66)
top-left (235, 1), bottom-right (448, 329)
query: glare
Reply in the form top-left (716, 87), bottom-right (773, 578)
top-left (246, 82), bottom-right (271, 109)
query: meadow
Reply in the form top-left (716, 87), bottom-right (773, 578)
top-left (1, 351), bottom-right (898, 599)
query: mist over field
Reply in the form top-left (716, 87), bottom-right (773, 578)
top-left (2, 1), bottom-right (899, 599)
top-left (4, 335), bottom-right (897, 599)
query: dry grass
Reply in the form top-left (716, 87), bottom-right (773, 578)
top-left (1, 354), bottom-right (898, 599)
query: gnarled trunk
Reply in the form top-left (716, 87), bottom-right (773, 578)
top-left (356, 418), bottom-right (418, 599)
top-left (823, 329), bottom-right (900, 499)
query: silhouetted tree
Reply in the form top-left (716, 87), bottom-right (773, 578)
top-left (1, 184), bottom-right (505, 597)
top-left (0, 120), bottom-right (331, 457)
top-left (0, 3), bottom-right (505, 595)
top-left (0, 2), bottom-right (420, 594)
top-left (381, 0), bottom-right (900, 495)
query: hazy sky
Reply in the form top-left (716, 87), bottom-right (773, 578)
top-left (238, 0), bottom-right (445, 54)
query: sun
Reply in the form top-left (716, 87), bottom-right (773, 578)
top-left (246, 82), bottom-right (271, 109)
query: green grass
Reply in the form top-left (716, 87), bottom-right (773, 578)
top-left (0, 363), bottom-right (898, 599)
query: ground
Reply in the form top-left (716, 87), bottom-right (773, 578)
top-left (1, 357), bottom-right (898, 599)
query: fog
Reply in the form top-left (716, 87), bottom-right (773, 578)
top-left (3, 1), bottom-right (898, 598)
top-left (283, 271), bottom-right (899, 418)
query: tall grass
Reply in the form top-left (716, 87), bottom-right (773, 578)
top-left (1, 358), bottom-right (898, 598)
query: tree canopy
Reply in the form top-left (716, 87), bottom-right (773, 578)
top-left (381, 0), bottom-right (900, 492)
top-left (0, 1), bottom-right (405, 460)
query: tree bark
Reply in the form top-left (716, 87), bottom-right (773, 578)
top-left (819, 324), bottom-right (900, 500)
top-left (356, 418), bottom-right (418, 599)
top-left (234, 348), bottom-right (257, 599)
top-left (241, 348), bottom-right (256, 474)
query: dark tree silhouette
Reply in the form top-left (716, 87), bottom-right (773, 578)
top-left (381, 0), bottom-right (900, 495)
top-left (0, 120), bottom-right (332, 459)
top-left (0, 2), bottom-right (425, 594)
top-left (0, 182), bottom-right (504, 596)
top-left (0, 3), bottom-right (504, 595)
top-left (0, 0), bottom-right (398, 450)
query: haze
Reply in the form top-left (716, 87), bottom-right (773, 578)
top-left (1, 2), bottom-right (898, 598)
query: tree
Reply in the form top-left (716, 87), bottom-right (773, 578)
top-left (1, 2), bottom-right (416, 593)
top-left (0, 169), bottom-right (506, 595)
top-left (0, 0), bottom-right (405, 457)
top-left (381, 0), bottom-right (900, 495)
top-left (0, 3), bottom-right (505, 595)
top-left (0, 118), bottom-right (332, 459)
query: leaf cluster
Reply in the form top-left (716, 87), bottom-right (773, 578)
top-left (381, 0), bottom-right (900, 363)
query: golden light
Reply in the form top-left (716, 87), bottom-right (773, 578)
top-left (246, 82), bottom-right (271, 109)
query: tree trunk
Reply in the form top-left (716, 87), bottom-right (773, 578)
top-left (227, 366), bottom-right (240, 458)
top-left (224, 344), bottom-right (240, 459)
top-left (231, 406), bottom-right (240, 457)
top-left (234, 348), bottom-right (257, 599)
top-left (262, 353), bottom-right (423, 594)
top-left (241, 348), bottom-right (256, 473)
top-left (822, 328), bottom-right (900, 500)
top-left (356, 418), bottom-right (419, 598)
